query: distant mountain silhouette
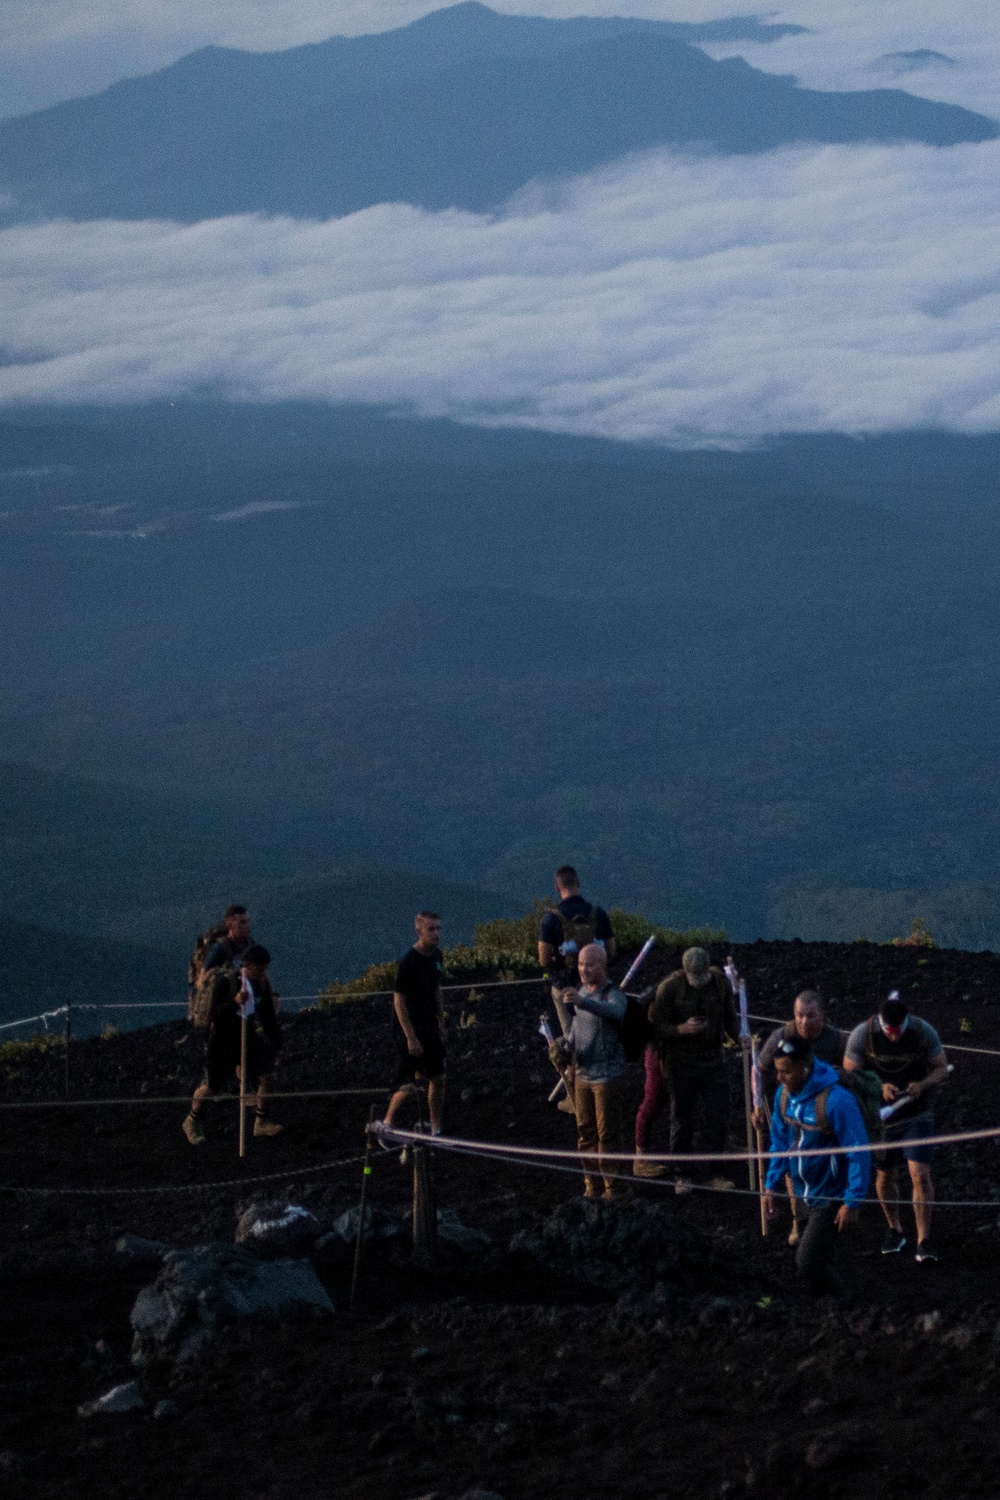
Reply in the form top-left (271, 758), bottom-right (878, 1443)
top-left (0, 2), bottom-right (994, 224)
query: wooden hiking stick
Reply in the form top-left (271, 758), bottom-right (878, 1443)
top-left (238, 1011), bottom-right (248, 1159)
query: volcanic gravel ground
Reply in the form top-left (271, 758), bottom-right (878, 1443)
top-left (2, 940), bottom-right (1000, 1499)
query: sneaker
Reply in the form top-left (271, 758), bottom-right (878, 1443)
top-left (915, 1240), bottom-right (939, 1263)
top-left (708, 1177), bottom-right (736, 1192)
top-left (633, 1155), bottom-right (667, 1179)
top-left (182, 1113), bottom-right (206, 1146)
top-left (253, 1117), bottom-right (283, 1138)
top-left (673, 1176), bottom-right (694, 1197)
top-left (583, 1182), bottom-right (601, 1199)
top-left (881, 1227), bottom-right (907, 1255)
top-left (557, 1097), bottom-right (576, 1114)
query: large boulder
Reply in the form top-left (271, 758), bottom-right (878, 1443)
top-left (130, 1244), bottom-right (333, 1368)
top-left (234, 1201), bottom-right (320, 1259)
top-left (508, 1198), bottom-right (711, 1294)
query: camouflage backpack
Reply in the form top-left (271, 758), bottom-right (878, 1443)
top-left (557, 903), bottom-right (600, 969)
top-left (188, 924), bottom-right (231, 1028)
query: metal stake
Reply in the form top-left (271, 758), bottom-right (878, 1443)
top-left (349, 1109), bottom-right (376, 1314)
top-left (238, 1013), bottom-right (248, 1159)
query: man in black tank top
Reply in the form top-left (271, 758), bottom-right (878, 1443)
top-left (844, 994), bottom-right (949, 1263)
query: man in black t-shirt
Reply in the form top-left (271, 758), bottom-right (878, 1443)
top-left (381, 911), bottom-right (447, 1136)
top-left (538, 866), bottom-right (615, 1038)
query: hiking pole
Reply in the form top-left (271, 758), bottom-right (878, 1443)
top-left (737, 975), bottom-right (756, 1191)
top-left (620, 935), bottom-right (656, 993)
top-left (349, 1108), bottom-right (376, 1314)
top-left (539, 1015), bottom-right (575, 1113)
top-left (64, 999), bottom-right (72, 1099)
top-left (238, 1011), bottom-right (248, 1160)
top-left (751, 1035), bottom-right (768, 1237)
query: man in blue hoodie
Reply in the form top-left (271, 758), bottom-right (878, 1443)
top-left (764, 1034), bottom-right (871, 1297)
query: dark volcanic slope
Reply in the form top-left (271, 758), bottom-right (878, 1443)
top-left (2, 940), bottom-right (1000, 1498)
top-left (0, 3), bottom-right (994, 223)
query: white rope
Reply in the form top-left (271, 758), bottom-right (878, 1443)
top-left (382, 1118), bottom-right (1000, 1163)
top-left (0, 1150), bottom-right (370, 1197)
top-left (0, 1006), bottom-right (68, 1033)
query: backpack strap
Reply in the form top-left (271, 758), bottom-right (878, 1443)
top-left (813, 1086), bottom-right (831, 1135)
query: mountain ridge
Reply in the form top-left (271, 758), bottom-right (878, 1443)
top-left (0, 4), bottom-right (993, 224)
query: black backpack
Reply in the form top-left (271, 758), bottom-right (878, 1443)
top-left (607, 990), bottom-right (653, 1063)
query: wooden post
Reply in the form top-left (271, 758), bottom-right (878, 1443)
top-left (741, 1042), bottom-right (757, 1191)
top-left (64, 1001), bottom-right (72, 1099)
top-left (349, 1110), bottom-right (376, 1314)
top-left (238, 1012), bottom-right (248, 1159)
top-left (411, 1141), bottom-right (437, 1270)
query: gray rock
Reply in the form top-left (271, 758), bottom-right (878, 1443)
top-left (234, 1201), bottom-right (320, 1259)
top-left (115, 1234), bottom-right (167, 1266)
top-left (153, 1399), bottom-right (178, 1420)
top-left (434, 1210), bottom-right (492, 1257)
top-left (457, 1491), bottom-right (505, 1499)
top-left (78, 1381), bottom-right (144, 1417)
top-left (130, 1244), bottom-right (333, 1368)
top-left (508, 1198), bottom-right (710, 1293)
top-left (328, 1206), bottom-right (407, 1244)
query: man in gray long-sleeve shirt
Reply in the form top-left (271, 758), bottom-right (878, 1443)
top-left (562, 944), bottom-right (629, 1199)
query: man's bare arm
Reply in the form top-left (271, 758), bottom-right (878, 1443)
top-left (538, 941), bottom-right (556, 970)
top-left (393, 993), bottom-right (422, 1055)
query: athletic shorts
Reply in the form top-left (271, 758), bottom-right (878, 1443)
top-left (204, 1032), bottom-right (276, 1094)
top-left (875, 1110), bottom-right (934, 1169)
top-left (393, 1033), bottom-right (446, 1087)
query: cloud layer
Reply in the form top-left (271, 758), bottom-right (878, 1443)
top-left (3, 140), bottom-right (1000, 446)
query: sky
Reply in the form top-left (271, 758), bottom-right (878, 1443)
top-left (2, 0), bottom-right (1000, 447)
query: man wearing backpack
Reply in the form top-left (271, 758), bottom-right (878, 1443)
top-left (765, 1033), bottom-right (870, 1298)
top-left (751, 992), bottom-right (846, 1243)
top-left (552, 943), bottom-right (629, 1199)
top-left (538, 866), bottom-right (615, 1039)
top-left (182, 943), bottom-right (283, 1145)
top-left (647, 947), bottom-right (740, 1191)
top-left (843, 994), bottom-right (949, 1263)
top-left (188, 904), bottom-right (253, 1025)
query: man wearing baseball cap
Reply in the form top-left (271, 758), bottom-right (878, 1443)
top-left (843, 993), bottom-right (949, 1262)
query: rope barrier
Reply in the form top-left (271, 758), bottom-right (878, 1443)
top-left (0, 1086), bottom-right (387, 1110)
top-left (0, 1151), bottom-right (370, 1198)
top-left (0, 1006), bottom-right (68, 1033)
top-left (398, 1136), bottom-right (1000, 1211)
top-left (380, 1119), bottom-right (1000, 1163)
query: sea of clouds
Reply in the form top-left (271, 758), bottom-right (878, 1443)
top-left (2, 140), bottom-right (1000, 446)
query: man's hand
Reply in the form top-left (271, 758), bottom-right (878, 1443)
top-left (677, 1017), bottom-right (707, 1036)
top-left (835, 1205), bottom-right (858, 1232)
top-left (406, 1036), bottom-right (424, 1057)
top-left (750, 1106), bottom-right (767, 1134)
top-left (763, 1191), bottom-right (780, 1221)
top-left (882, 1082), bottom-right (902, 1102)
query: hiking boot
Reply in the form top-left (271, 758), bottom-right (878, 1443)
top-left (915, 1240), bottom-right (939, 1263)
top-left (633, 1154), bottom-right (667, 1179)
top-left (557, 1097), bottom-right (576, 1114)
top-left (708, 1177), bottom-right (736, 1192)
top-left (182, 1113), bottom-right (206, 1146)
top-left (881, 1227), bottom-right (907, 1255)
top-left (673, 1176), bottom-right (694, 1196)
top-left (583, 1181), bottom-right (601, 1199)
top-left (253, 1116), bottom-right (283, 1138)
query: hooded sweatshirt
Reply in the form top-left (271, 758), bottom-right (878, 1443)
top-left (765, 1059), bottom-right (871, 1208)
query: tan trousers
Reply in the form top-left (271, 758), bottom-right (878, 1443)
top-left (574, 1075), bottom-right (628, 1194)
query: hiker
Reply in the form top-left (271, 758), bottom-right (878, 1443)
top-left (646, 946), bottom-right (740, 1192)
top-left (182, 944), bottom-right (284, 1144)
top-left (187, 903), bottom-right (252, 1025)
top-left (550, 943), bottom-right (629, 1200)
top-left (378, 911), bottom-right (447, 1138)
top-left (538, 866), bottom-right (615, 1040)
top-left (751, 991), bottom-right (846, 1242)
top-left (764, 1034), bottom-right (870, 1298)
top-left (844, 994), bottom-right (949, 1263)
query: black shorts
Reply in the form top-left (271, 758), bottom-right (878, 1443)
top-left (204, 1031), bottom-right (276, 1094)
top-left (874, 1111), bottom-right (935, 1170)
top-left (393, 1033), bottom-right (446, 1088)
